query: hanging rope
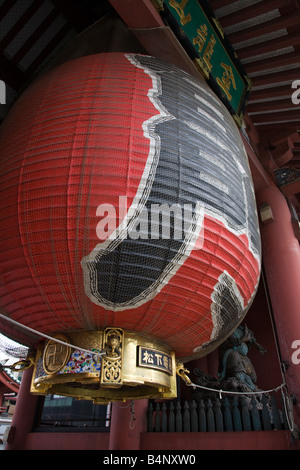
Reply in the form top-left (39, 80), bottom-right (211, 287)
top-left (112, 400), bottom-right (136, 430)
top-left (186, 380), bottom-right (286, 398)
top-left (0, 313), bottom-right (107, 361)
top-left (281, 386), bottom-right (296, 434)
top-left (186, 380), bottom-right (298, 435)
top-left (129, 401), bottom-right (136, 430)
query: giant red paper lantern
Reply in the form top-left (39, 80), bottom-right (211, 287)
top-left (0, 53), bottom-right (261, 361)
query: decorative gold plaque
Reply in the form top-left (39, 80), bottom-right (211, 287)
top-left (43, 334), bottom-right (71, 375)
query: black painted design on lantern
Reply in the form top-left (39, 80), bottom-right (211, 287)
top-left (81, 55), bottom-right (260, 310)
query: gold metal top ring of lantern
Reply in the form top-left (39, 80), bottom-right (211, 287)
top-left (30, 328), bottom-right (178, 403)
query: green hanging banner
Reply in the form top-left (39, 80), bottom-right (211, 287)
top-left (154, 0), bottom-right (252, 126)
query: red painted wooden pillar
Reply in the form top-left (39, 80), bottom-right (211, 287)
top-left (256, 184), bottom-right (300, 428)
top-left (5, 366), bottom-right (38, 450)
top-left (109, 399), bottom-right (148, 450)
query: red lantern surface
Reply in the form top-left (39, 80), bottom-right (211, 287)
top-left (0, 53), bottom-right (260, 361)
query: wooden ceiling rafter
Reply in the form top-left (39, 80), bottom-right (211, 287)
top-left (0, 1), bottom-right (70, 94)
top-left (25, 22), bottom-right (71, 78)
top-left (212, 0), bottom-right (300, 178)
top-left (0, 0), bottom-right (44, 53)
top-left (247, 98), bottom-right (296, 113)
top-left (215, 0), bottom-right (291, 28)
top-left (0, 0), bottom-right (299, 185)
top-left (0, 0), bottom-right (18, 22)
top-left (251, 67), bottom-right (300, 88)
top-left (236, 32), bottom-right (300, 60)
top-left (227, 10), bottom-right (300, 44)
top-left (250, 83), bottom-right (295, 101)
top-left (0, 0), bottom-right (109, 128)
top-left (11, 6), bottom-right (61, 65)
top-left (50, 0), bottom-right (93, 32)
top-left (250, 109), bottom-right (300, 125)
top-left (245, 50), bottom-right (300, 74)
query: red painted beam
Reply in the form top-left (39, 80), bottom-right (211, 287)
top-left (269, 134), bottom-right (299, 167)
top-left (141, 430), bottom-right (300, 450)
top-left (261, 130), bottom-right (300, 147)
top-left (109, 0), bottom-right (164, 28)
top-left (5, 367), bottom-right (37, 450)
top-left (108, 0), bottom-right (204, 78)
top-left (256, 184), bottom-right (300, 428)
top-left (241, 133), bottom-right (273, 192)
top-left (0, 370), bottom-right (19, 394)
top-left (109, 400), bottom-right (148, 450)
top-left (268, 131), bottom-right (300, 147)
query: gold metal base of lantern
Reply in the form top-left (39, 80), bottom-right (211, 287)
top-left (30, 328), bottom-right (180, 403)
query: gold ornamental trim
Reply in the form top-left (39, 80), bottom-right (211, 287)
top-left (100, 328), bottom-right (124, 387)
top-left (30, 329), bottom-right (178, 403)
